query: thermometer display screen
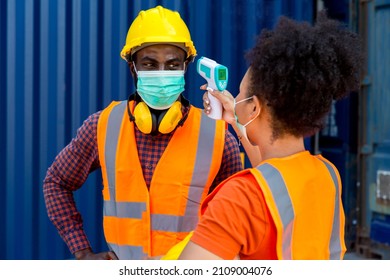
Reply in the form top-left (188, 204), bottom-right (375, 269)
top-left (218, 69), bottom-right (227, 81)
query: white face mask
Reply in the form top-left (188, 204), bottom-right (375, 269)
top-left (233, 96), bottom-right (259, 140)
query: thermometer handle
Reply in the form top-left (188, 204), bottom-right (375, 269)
top-left (206, 87), bottom-right (222, 120)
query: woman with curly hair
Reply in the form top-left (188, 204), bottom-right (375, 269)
top-left (167, 12), bottom-right (363, 260)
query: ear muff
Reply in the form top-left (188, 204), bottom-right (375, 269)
top-left (158, 101), bottom-right (183, 134)
top-left (132, 101), bottom-right (182, 134)
top-left (133, 102), bottom-right (155, 134)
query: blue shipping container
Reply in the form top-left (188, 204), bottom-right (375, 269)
top-left (0, 0), bottom-right (314, 259)
top-left (357, 0), bottom-right (390, 258)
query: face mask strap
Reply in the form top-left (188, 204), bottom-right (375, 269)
top-left (234, 95), bottom-right (259, 128)
top-left (234, 96), bottom-right (254, 107)
top-left (243, 109), bottom-right (260, 127)
top-left (234, 95), bottom-right (254, 126)
top-left (132, 62), bottom-right (138, 75)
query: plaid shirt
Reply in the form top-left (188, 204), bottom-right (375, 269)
top-left (43, 106), bottom-right (243, 255)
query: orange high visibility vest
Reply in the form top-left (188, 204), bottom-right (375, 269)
top-left (200, 152), bottom-right (346, 260)
top-left (97, 100), bottom-right (225, 259)
top-left (250, 153), bottom-right (346, 259)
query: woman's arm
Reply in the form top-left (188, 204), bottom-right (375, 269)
top-left (179, 241), bottom-right (223, 260)
top-left (202, 86), bottom-right (261, 167)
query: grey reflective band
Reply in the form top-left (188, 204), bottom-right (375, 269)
top-left (256, 163), bottom-right (294, 259)
top-left (151, 214), bottom-right (199, 232)
top-left (318, 158), bottom-right (343, 260)
top-left (104, 200), bottom-right (146, 219)
top-left (183, 112), bottom-right (216, 225)
top-left (108, 243), bottom-right (147, 260)
top-left (151, 112), bottom-right (217, 232)
top-left (105, 101), bottom-right (127, 204)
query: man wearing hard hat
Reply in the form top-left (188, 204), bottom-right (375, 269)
top-left (43, 6), bottom-right (242, 260)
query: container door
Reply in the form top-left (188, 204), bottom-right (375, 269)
top-left (358, 0), bottom-right (390, 259)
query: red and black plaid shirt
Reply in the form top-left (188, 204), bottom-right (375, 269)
top-left (43, 107), bottom-right (243, 254)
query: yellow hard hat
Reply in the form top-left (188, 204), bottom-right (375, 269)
top-left (121, 6), bottom-right (197, 61)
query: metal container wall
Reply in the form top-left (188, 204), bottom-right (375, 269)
top-left (0, 0), bottom-right (314, 259)
top-left (318, 0), bottom-right (360, 248)
top-left (358, 0), bottom-right (390, 254)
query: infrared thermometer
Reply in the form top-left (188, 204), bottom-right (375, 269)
top-left (197, 57), bottom-right (229, 119)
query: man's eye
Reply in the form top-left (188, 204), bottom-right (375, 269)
top-left (168, 64), bottom-right (181, 70)
top-left (143, 63), bottom-right (155, 68)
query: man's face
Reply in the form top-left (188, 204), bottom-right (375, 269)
top-left (131, 44), bottom-right (187, 73)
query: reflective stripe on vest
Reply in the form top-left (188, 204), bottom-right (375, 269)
top-left (317, 158), bottom-right (343, 260)
top-left (150, 104), bottom-right (217, 231)
top-left (256, 160), bottom-right (343, 260)
top-left (100, 100), bottom-right (224, 259)
top-left (103, 101), bottom-right (147, 220)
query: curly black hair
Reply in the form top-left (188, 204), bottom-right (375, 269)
top-left (245, 11), bottom-right (363, 139)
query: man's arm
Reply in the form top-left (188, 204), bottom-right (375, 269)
top-left (43, 112), bottom-right (101, 256)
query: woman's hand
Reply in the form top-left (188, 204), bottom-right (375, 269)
top-left (201, 85), bottom-right (262, 167)
top-left (201, 84), bottom-right (236, 124)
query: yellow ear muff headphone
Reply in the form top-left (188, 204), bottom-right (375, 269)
top-left (127, 94), bottom-right (186, 134)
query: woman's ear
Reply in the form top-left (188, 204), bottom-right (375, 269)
top-left (250, 95), bottom-right (262, 117)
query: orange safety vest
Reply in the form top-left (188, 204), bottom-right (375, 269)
top-left (97, 100), bottom-right (225, 259)
top-left (201, 152), bottom-right (346, 260)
